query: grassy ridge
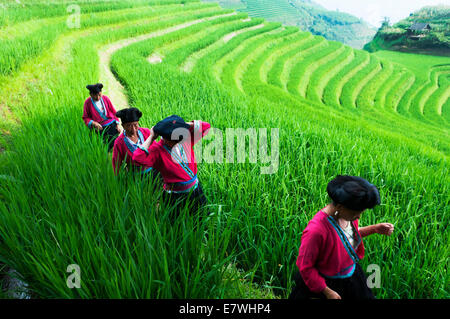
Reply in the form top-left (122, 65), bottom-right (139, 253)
top-left (374, 50), bottom-right (450, 125)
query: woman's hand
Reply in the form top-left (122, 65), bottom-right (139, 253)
top-left (150, 126), bottom-right (156, 137)
top-left (92, 121), bottom-right (103, 131)
top-left (117, 124), bottom-right (123, 135)
top-left (322, 286), bottom-right (341, 299)
top-left (376, 223), bottom-right (394, 236)
top-left (142, 127), bottom-right (158, 149)
top-left (149, 126), bottom-right (159, 142)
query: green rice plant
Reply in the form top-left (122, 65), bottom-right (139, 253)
top-left (425, 72), bottom-right (450, 124)
top-left (441, 96), bottom-right (450, 123)
top-left (257, 30), bottom-right (307, 84)
top-left (372, 60), bottom-right (395, 109)
top-left (230, 27), bottom-right (298, 93)
top-left (423, 71), bottom-right (450, 123)
top-left (386, 71), bottom-right (416, 114)
top-left (79, 2), bottom-right (214, 29)
top-left (307, 45), bottom-right (353, 104)
top-left (264, 33), bottom-right (313, 88)
top-left (155, 13), bottom-right (249, 56)
top-left (374, 50), bottom-right (450, 125)
top-left (287, 40), bottom-right (343, 99)
top-left (279, 37), bottom-right (326, 92)
top-left (415, 66), bottom-right (450, 125)
top-left (340, 54), bottom-right (380, 109)
top-left (0, 23), bottom-right (63, 76)
top-left (323, 49), bottom-right (368, 108)
top-left (180, 18), bottom-right (274, 73)
top-left (160, 14), bottom-right (261, 67)
top-left (356, 60), bottom-right (392, 109)
top-left (234, 24), bottom-right (449, 161)
top-left (213, 23), bottom-right (281, 85)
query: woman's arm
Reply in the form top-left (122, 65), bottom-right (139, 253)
top-left (188, 120), bottom-right (211, 145)
top-left (140, 127), bottom-right (158, 150)
top-left (132, 128), bottom-right (159, 167)
top-left (82, 100), bottom-right (102, 130)
top-left (297, 230), bottom-right (328, 295)
top-left (116, 122), bottom-right (123, 135)
top-left (359, 223), bottom-right (394, 237)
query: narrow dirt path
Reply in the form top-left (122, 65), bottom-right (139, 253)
top-left (98, 12), bottom-right (237, 110)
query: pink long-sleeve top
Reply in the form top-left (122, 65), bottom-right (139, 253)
top-left (112, 127), bottom-right (152, 175)
top-left (82, 95), bottom-right (119, 128)
top-left (296, 210), bottom-right (365, 294)
top-left (132, 121), bottom-right (210, 193)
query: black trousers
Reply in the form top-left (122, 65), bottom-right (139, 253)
top-left (98, 123), bottom-right (119, 152)
top-left (289, 263), bottom-right (375, 299)
top-left (161, 182), bottom-right (207, 220)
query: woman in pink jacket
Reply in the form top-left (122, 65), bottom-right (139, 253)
top-left (132, 115), bottom-right (211, 218)
top-left (289, 175), bottom-right (394, 299)
top-left (82, 83), bottom-right (122, 151)
top-left (112, 107), bottom-right (154, 176)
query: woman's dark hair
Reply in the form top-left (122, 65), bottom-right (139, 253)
top-left (116, 107), bottom-right (142, 124)
top-left (327, 175), bottom-right (381, 211)
top-left (86, 83), bottom-right (103, 94)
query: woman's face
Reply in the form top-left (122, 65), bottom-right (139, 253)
top-left (123, 121), bottom-right (139, 135)
top-left (335, 204), bottom-right (365, 221)
top-left (90, 91), bottom-right (102, 101)
top-left (162, 138), bottom-right (177, 148)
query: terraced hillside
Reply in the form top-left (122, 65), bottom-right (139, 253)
top-left (203, 0), bottom-right (376, 49)
top-left (0, 0), bottom-right (449, 299)
top-left (365, 5), bottom-right (450, 56)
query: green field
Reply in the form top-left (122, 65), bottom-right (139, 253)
top-left (0, 0), bottom-right (449, 299)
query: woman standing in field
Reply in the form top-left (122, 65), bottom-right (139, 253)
top-left (112, 107), bottom-right (154, 176)
top-left (132, 115), bottom-right (210, 216)
top-left (289, 175), bottom-right (394, 299)
top-left (82, 83), bottom-right (122, 151)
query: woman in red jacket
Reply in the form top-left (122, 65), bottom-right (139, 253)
top-left (82, 83), bottom-right (122, 151)
top-left (112, 107), bottom-right (153, 175)
top-left (289, 175), bottom-right (394, 299)
top-left (132, 115), bottom-right (210, 217)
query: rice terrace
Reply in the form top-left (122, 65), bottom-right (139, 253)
top-left (0, 0), bottom-right (448, 300)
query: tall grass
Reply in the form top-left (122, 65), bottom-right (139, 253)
top-left (0, 2), bottom-right (242, 298)
top-left (108, 24), bottom-right (449, 298)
